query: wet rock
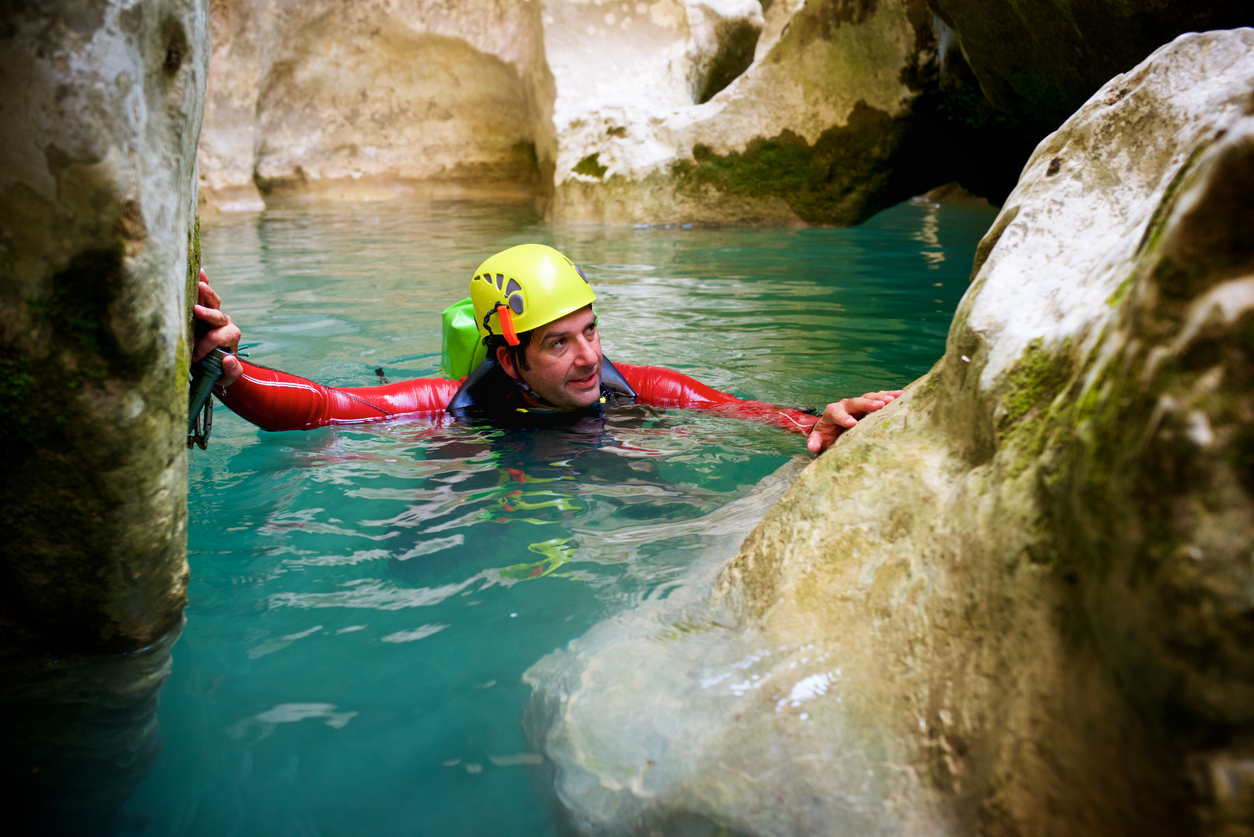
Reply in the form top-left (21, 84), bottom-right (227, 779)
top-left (198, 0), bottom-right (554, 210)
top-left (0, 0), bottom-right (207, 660)
top-left (525, 29), bottom-right (1254, 836)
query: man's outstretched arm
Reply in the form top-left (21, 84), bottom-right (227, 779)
top-left (617, 363), bottom-right (899, 454)
top-left (194, 275), bottom-right (460, 431)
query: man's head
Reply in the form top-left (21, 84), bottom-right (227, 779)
top-left (471, 244), bottom-right (603, 410)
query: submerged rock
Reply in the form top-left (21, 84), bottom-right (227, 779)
top-left (525, 29), bottom-right (1254, 835)
top-left (0, 0), bottom-right (207, 659)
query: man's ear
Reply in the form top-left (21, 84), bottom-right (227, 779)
top-left (496, 345), bottom-right (517, 380)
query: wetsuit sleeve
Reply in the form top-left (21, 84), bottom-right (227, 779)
top-left (616, 363), bottom-right (818, 435)
top-left (216, 359), bottom-right (463, 431)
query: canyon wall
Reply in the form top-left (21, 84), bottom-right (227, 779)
top-left (199, 0), bottom-right (554, 210)
top-left (0, 0), bottom-right (206, 661)
top-left (199, 0), bottom-right (1253, 224)
top-left (0, 1), bottom-right (208, 830)
top-left (524, 29), bottom-right (1254, 836)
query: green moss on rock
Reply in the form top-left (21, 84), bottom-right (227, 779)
top-left (573, 153), bottom-right (608, 179)
top-left (999, 338), bottom-right (1072, 430)
top-left (671, 101), bottom-right (910, 225)
top-left (182, 214), bottom-right (200, 382)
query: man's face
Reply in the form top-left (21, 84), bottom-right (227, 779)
top-left (499, 305), bottom-right (603, 410)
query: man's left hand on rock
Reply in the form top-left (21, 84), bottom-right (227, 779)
top-left (806, 390), bottom-right (903, 454)
top-left (192, 269), bottom-right (243, 386)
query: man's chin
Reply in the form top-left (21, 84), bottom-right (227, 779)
top-left (566, 373), bottom-right (602, 407)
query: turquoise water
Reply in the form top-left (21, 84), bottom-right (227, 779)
top-left (121, 195), bottom-right (995, 836)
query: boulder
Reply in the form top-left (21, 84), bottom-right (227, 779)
top-left (0, 0), bottom-right (206, 659)
top-left (198, 0), bottom-right (554, 210)
top-left (525, 29), bottom-right (1254, 836)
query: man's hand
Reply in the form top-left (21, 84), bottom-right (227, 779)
top-left (192, 269), bottom-right (243, 386)
top-left (806, 390), bottom-right (903, 454)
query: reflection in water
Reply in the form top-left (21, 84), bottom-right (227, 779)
top-left (2, 626), bottom-right (179, 836)
top-left (913, 202), bottom-right (947, 269)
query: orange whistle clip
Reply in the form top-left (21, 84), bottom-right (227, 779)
top-left (497, 304), bottom-right (520, 346)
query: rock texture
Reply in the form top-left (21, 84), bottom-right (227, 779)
top-left (525, 29), bottom-right (1254, 836)
top-left (199, 0), bottom-right (1029, 222)
top-left (546, 0), bottom-right (991, 224)
top-left (0, 0), bottom-right (207, 660)
top-left (198, 1), bottom-right (1254, 223)
top-left (198, 0), bottom-right (554, 210)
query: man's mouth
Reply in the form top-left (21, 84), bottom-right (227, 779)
top-left (568, 366), bottom-right (600, 390)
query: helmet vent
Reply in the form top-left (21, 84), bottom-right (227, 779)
top-left (495, 273), bottom-right (505, 290)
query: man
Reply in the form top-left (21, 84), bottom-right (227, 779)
top-left (194, 244), bottom-right (900, 454)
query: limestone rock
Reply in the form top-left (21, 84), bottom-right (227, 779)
top-left (546, 0), bottom-right (951, 224)
top-left (199, 0), bottom-right (1025, 223)
top-left (0, 0), bottom-right (207, 659)
top-left (525, 29), bottom-right (1254, 835)
top-left (198, 0), bottom-right (554, 210)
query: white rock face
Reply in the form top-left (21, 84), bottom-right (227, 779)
top-left (0, 0), bottom-right (208, 653)
top-left (198, 0), bottom-right (947, 223)
top-left (198, 0), bottom-right (553, 211)
top-left (545, 0), bottom-right (933, 224)
top-left (525, 29), bottom-right (1254, 836)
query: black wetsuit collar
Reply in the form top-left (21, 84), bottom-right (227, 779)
top-left (446, 356), bottom-right (636, 416)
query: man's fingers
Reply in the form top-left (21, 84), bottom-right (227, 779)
top-left (843, 396), bottom-right (885, 417)
top-left (193, 303), bottom-right (229, 328)
top-left (806, 402), bottom-right (854, 454)
top-left (198, 279), bottom-right (221, 309)
top-left (807, 390), bottom-right (903, 455)
top-left (192, 319), bottom-right (240, 362)
top-left (220, 353), bottom-right (243, 386)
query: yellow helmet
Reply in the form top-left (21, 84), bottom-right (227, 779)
top-left (470, 244), bottom-right (596, 345)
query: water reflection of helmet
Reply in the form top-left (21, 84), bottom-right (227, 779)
top-left (470, 244), bottom-right (596, 345)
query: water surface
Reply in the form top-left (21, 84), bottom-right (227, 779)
top-left (122, 195), bottom-right (995, 836)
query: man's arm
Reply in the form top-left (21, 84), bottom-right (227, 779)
top-left (194, 275), bottom-right (461, 431)
top-left (616, 363), bottom-right (899, 454)
top-left (217, 361), bottom-right (462, 431)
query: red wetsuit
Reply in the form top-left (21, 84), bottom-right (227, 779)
top-left (218, 360), bottom-right (819, 435)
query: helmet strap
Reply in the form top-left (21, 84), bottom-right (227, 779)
top-left (496, 304), bottom-right (520, 346)
top-left (510, 369), bottom-right (561, 411)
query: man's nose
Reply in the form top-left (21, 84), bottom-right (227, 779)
top-left (573, 334), bottom-right (599, 367)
